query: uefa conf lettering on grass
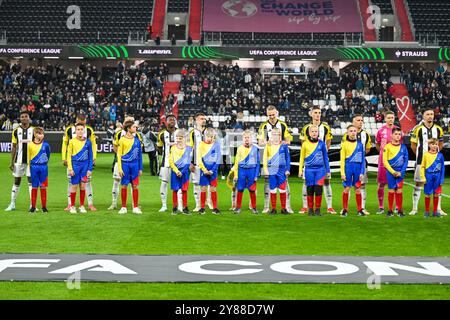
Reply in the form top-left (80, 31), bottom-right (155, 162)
top-left (1, 254), bottom-right (450, 284)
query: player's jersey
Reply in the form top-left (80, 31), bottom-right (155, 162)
top-left (410, 123), bottom-right (444, 165)
top-left (340, 140), bottom-right (366, 177)
top-left (232, 144), bottom-right (260, 179)
top-left (263, 143), bottom-right (291, 176)
top-left (258, 119), bottom-right (292, 143)
top-left (169, 145), bottom-right (193, 175)
top-left (117, 135), bottom-right (143, 172)
top-left (188, 127), bottom-right (206, 165)
top-left (28, 141), bottom-right (51, 167)
top-left (299, 139), bottom-right (330, 172)
top-left (67, 138), bottom-right (94, 172)
top-left (300, 122), bottom-right (332, 143)
top-left (61, 124), bottom-right (96, 161)
top-left (420, 151), bottom-right (445, 183)
top-left (376, 124), bottom-right (401, 167)
top-left (342, 129), bottom-right (372, 153)
top-left (157, 128), bottom-right (176, 168)
top-left (11, 125), bottom-right (34, 164)
top-left (382, 143), bottom-right (409, 175)
top-left (198, 141), bottom-right (221, 173)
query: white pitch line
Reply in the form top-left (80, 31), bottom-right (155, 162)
top-left (404, 181), bottom-right (450, 199)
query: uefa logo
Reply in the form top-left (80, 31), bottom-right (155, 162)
top-left (222, 0), bottom-right (258, 18)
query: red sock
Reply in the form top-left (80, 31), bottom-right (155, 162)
top-left (388, 192), bottom-right (395, 211)
top-left (343, 192), bottom-right (349, 211)
top-left (132, 189), bottom-right (138, 208)
top-left (80, 189), bottom-right (86, 206)
top-left (211, 191), bottom-right (217, 209)
top-left (121, 188), bottom-right (127, 207)
top-left (395, 193), bottom-right (403, 211)
top-left (201, 191), bottom-right (206, 209)
top-left (40, 189), bottom-right (47, 208)
top-left (182, 190), bottom-right (187, 207)
top-left (356, 193), bottom-right (362, 211)
top-left (433, 195), bottom-right (439, 213)
top-left (425, 197), bottom-right (431, 212)
top-left (172, 191), bottom-right (178, 208)
top-left (280, 192), bottom-right (286, 210)
top-left (270, 193), bottom-right (277, 209)
top-left (307, 195), bottom-right (314, 209)
top-left (70, 192), bottom-right (76, 207)
top-left (236, 191), bottom-right (243, 209)
top-left (315, 195), bottom-right (322, 210)
top-left (250, 191), bottom-right (256, 209)
top-left (31, 188), bottom-right (38, 208)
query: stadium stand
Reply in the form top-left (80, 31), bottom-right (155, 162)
top-left (0, 61), bottom-right (168, 131)
top-left (371, 0), bottom-right (394, 14)
top-left (407, 0), bottom-right (450, 46)
top-left (0, 0), bottom-right (154, 44)
top-left (167, 0), bottom-right (189, 13)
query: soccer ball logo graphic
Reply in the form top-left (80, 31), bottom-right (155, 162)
top-left (222, 0), bottom-right (258, 18)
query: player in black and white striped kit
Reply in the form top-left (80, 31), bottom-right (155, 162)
top-left (5, 111), bottom-right (34, 211)
top-left (157, 115), bottom-right (182, 212)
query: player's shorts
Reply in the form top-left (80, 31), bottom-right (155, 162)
top-left (113, 162), bottom-right (121, 180)
top-left (342, 162), bottom-right (364, 188)
top-left (200, 169), bottom-right (218, 187)
top-left (120, 161), bottom-right (140, 186)
top-left (30, 164), bottom-right (48, 188)
top-left (159, 166), bottom-right (171, 182)
top-left (414, 164), bottom-right (425, 183)
top-left (171, 169), bottom-right (190, 191)
top-left (268, 168), bottom-right (288, 190)
top-left (377, 165), bottom-right (388, 184)
top-left (70, 161), bottom-right (89, 185)
top-left (236, 167), bottom-right (258, 191)
top-left (68, 167), bottom-right (92, 182)
top-left (12, 163), bottom-right (30, 178)
top-left (424, 172), bottom-right (442, 195)
top-left (386, 169), bottom-right (404, 190)
top-left (191, 165), bottom-right (201, 184)
top-left (305, 167), bottom-right (326, 187)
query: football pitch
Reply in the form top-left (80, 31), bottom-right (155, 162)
top-left (0, 153), bottom-right (449, 300)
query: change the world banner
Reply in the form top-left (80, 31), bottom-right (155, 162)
top-left (203, 0), bottom-right (362, 33)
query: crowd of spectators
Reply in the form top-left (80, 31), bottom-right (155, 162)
top-left (178, 62), bottom-right (449, 131)
top-left (0, 61), bottom-right (168, 131)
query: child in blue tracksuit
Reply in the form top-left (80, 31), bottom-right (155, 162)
top-left (67, 123), bottom-right (94, 214)
top-left (263, 128), bottom-right (291, 214)
top-left (421, 138), bottom-right (445, 218)
top-left (28, 127), bottom-right (51, 213)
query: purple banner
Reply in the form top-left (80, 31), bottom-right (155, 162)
top-left (203, 0), bottom-right (362, 33)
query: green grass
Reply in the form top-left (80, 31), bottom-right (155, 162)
top-left (0, 153), bottom-right (449, 300)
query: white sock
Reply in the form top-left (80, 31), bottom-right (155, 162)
top-left (112, 180), bottom-right (120, 205)
top-left (324, 184), bottom-right (333, 209)
top-left (285, 181), bottom-right (291, 209)
top-left (360, 186), bottom-right (366, 209)
top-left (412, 186), bottom-right (422, 211)
top-left (302, 183), bottom-right (307, 208)
top-left (10, 185), bottom-right (20, 204)
top-left (178, 189), bottom-right (183, 211)
top-left (85, 181), bottom-right (93, 206)
top-left (28, 183), bottom-right (32, 200)
top-left (194, 184), bottom-right (201, 207)
top-left (160, 181), bottom-right (168, 207)
top-left (438, 196), bottom-right (443, 212)
top-left (207, 186), bottom-right (213, 208)
top-left (264, 177), bottom-right (270, 209)
top-left (67, 182), bottom-right (72, 206)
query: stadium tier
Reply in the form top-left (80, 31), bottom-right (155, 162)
top-left (371, 0), bottom-right (394, 14)
top-left (167, 0), bottom-right (190, 13)
top-left (407, 0), bottom-right (450, 46)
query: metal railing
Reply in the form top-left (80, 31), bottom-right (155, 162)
top-left (0, 30), bottom-right (6, 44)
top-left (417, 33), bottom-right (439, 46)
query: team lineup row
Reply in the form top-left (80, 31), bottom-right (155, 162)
top-left (4, 105), bottom-right (446, 217)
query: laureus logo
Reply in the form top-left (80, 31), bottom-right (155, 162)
top-left (222, 0), bottom-right (258, 18)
